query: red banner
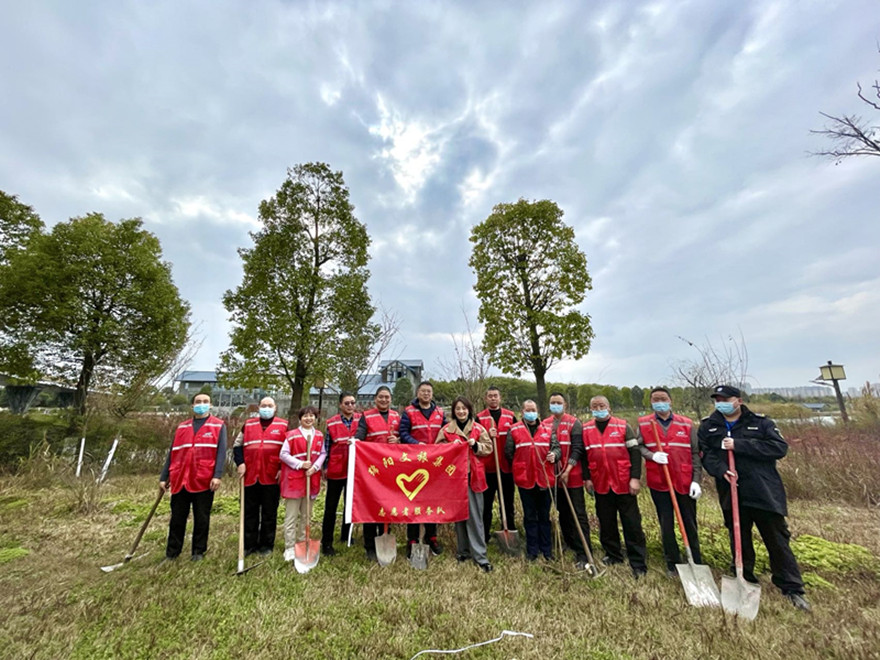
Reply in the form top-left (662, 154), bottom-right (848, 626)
top-left (346, 442), bottom-right (469, 524)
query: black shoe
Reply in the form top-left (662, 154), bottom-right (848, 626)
top-left (784, 593), bottom-right (811, 612)
top-left (244, 548), bottom-right (258, 557)
top-left (191, 553), bottom-right (205, 562)
top-left (632, 568), bottom-right (647, 579)
top-left (479, 562), bottom-right (494, 573)
top-left (366, 549), bottom-right (378, 563)
top-left (406, 540), bottom-right (416, 559)
top-left (258, 548), bottom-right (273, 556)
top-left (602, 556), bottom-right (623, 566)
top-left (160, 555), bottom-right (178, 564)
top-left (543, 553), bottom-right (554, 561)
top-left (428, 537), bottom-right (443, 556)
top-left (322, 546), bottom-right (336, 557)
top-left (527, 554), bottom-right (539, 562)
top-left (456, 553), bottom-right (471, 563)
top-left (665, 565), bottom-right (678, 579)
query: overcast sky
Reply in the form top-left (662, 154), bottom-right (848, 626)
top-left (2, 0), bottom-right (878, 391)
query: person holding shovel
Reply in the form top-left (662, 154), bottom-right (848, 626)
top-left (279, 406), bottom-right (326, 562)
top-left (505, 400), bottom-right (561, 561)
top-left (320, 393), bottom-right (361, 556)
top-left (698, 385), bottom-right (810, 611)
top-left (233, 396), bottom-right (287, 557)
top-left (159, 393), bottom-right (227, 562)
top-left (637, 387), bottom-right (703, 578)
top-left (583, 395), bottom-right (648, 578)
top-left (436, 396), bottom-right (494, 572)
top-left (477, 386), bottom-right (518, 544)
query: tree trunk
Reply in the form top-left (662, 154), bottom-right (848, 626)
top-left (73, 351), bottom-right (96, 417)
top-left (287, 357), bottom-right (308, 423)
top-left (534, 363), bottom-right (547, 418)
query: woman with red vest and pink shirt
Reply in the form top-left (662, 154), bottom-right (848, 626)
top-left (320, 392), bottom-right (361, 555)
top-left (435, 396), bottom-right (494, 572)
top-left (159, 392), bottom-right (227, 562)
top-left (583, 395), bottom-right (647, 578)
top-left (637, 386), bottom-right (703, 578)
top-left (232, 396), bottom-right (287, 557)
top-left (280, 406), bottom-right (326, 562)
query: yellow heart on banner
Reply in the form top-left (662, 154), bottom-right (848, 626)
top-left (396, 469), bottom-right (430, 501)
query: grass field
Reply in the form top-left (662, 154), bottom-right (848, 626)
top-left (1, 464), bottom-right (879, 660)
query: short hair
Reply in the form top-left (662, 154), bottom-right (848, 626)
top-left (298, 405), bottom-right (319, 418)
top-left (338, 392), bottom-right (356, 403)
top-left (191, 392), bottom-right (210, 404)
top-left (417, 381), bottom-right (433, 390)
top-left (650, 386), bottom-right (671, 396)
top-left (450, 396), bottom-right (474, 420)
top-left (522, 399), bottom-right (537, 409)
top-left (486, 385), bottom-right (500, 393)
top-left (549, 391), bottom-right (566, 400)
top-left (376, 385), bottom-right (391, 396)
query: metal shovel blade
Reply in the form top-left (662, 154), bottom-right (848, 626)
top-left (721, 574), bottom-right (761, 621)
top-left (100, 552), bottom-right (148, 573)
top-left (409, 541), bottom-right (429, 570)
top-left (493, 528), bottom-right (521, 556)
top-left (293, 539), bottom-right (321, 574)
top-left (375, 530), bottom-right (397, 566)
top-left (676, 562), bottom-right (721, 608)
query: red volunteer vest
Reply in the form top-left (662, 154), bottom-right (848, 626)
top-left (280, 428), bottom-right (324, 499)
top-left (477, 408), bottom-right (515, 473)
top-left (241, 416), bottom-right (288, 486)
top-left (437, 422), bottom-right (489, 493)
top-left (168, 415), bottom-right (225, 495)
top-left (363, 408), bottom-right (401, 443)
top-left (543, 413), bottom-right (584, 488)
top-left (325, 412), bottom-right (361, 480)
top-left (584, 416), bottom-right (632, 495)
top-left (638, 414), bottom-right (694, 494)
top-left (404, 404), bottom-right (444, 444)
top-left (510, 421), bottom-right (555, 490)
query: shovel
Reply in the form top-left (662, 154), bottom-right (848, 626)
top-left (721, 447), bottom-right (761, 620)
top-left (489, 418), bottom-right (521, 555)
top-left (559, 484), bottom-right (603, 578)
top-left (651, 421), bottom-right (720, 607)
top-left (235, 477), bottom-right (265, 576)
top-left (375, 523), bottom-right (397, 566)
top-left (409, 525), bottom-right (430, 570)
top-left (100, 487), bottom-right (163, 572)
top-left (294, 461), bottom-right (321, 574)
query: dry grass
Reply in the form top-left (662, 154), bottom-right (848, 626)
top-left (1, 470), bottom-right (879, 660)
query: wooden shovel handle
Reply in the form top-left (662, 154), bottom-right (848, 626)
top-left (651, 420), bottom-right (692, 552)
top-left (127, 488), bottom-right (164, 559)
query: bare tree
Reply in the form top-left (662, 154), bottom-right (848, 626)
top-left (338, 304), bottom-right (402, 396)
top-left (670, 331), bottom-right (750, 418)
top-left (437, 309), bottom-right (491, 405)
top-left (811, 49), bottom-right (880, 162)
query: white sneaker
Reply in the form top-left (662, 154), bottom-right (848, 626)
top-left (283, 548), bottom-right (296, 562)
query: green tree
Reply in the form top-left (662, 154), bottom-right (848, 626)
top-left (469, 199), bottom-right (594, 415)
top-left (220, 163), bottom-right (377, 418)
top-left (630, 385), bottom-right (644, 411)
top-left (0, 213), bottom-right (190, 417)
top-left (0, 191), bottom-right (43, 265)
top-left (392, 377), bottom-right (413, 407)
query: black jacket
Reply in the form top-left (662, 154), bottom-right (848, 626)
top-left (698, 405), bottom-right (789, 516)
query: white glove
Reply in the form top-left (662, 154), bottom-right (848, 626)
top-left (689, 481), bottom-right (702, 500)
top-left (652, 452), bottom-right (669, 465)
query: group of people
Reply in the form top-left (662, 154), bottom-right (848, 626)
top-left (158, 382), bottom-right (810, 611)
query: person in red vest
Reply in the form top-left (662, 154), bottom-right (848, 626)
top-left (320, 392), bottom-right (361, 555)
top-left (545, 392), bottom-right (593, 570)
top-left (583, 395), bottom-right (648, 578)
top-left (400, 380), bottom-right (446, 557)
top-left (476, 385), bottom-right (518, 545)
top-left (637, 387), bottom-right (703, 577)
top-left (354, 385), bottom-right (401, 562)
top-left (232, 396), bottom-right (287, 557)
top-left (159, 392), bottom-right (227, 562)
top-left (504, 399), bottom-right (560, 561)
top-left (436, 396), bottom-right (494, 572)
top-left (280, 405), bottom-right (326, 562)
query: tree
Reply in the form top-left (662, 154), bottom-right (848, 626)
top-left (437, 309), bottom-right (491, 407)
top-left (0, 191), bottom-right (43, 265)
top-left (630, 385), bottom-right (644, 411)
top-left (469, 199), bottom-right (594, 415)
top-left (392, 377), bottom-right (413, 407)
top-left (220, 163), bottom-right (377, 418)
top-left (811, 49), bottom-right (880, 162)
top-left (0, 213), bottom-right (191, 417)
top-left (670, 332), bottom-right (749, 418)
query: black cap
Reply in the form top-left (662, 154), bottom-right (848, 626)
top-left (710, 385), bottom-right (741, 399)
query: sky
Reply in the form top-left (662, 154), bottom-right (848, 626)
top-left (1, 0), bottom-right (878, 392)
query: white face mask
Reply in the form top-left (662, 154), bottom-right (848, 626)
top-left (258, 407), bottom-right (275, 419)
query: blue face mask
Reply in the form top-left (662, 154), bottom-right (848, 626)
top-left (259, 407), bottom-right (275, 420)
top-left (523, 411), bottom-right (538, 423)
top-left (592, 409), bottom-right (610, 420)
top-left (549, 403), bottom-right (564, 415)
top-left (715, 401), bottom-right (736, 415)
top-left (193, 403), bottom-right (210, 416)
top-left (652, 402), bottom-right (671, 414)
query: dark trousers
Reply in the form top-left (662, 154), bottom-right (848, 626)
top-left (595, 491), bottom-right (647, 570)
top-left (519, 486), bottom-right (552, 559)
top-left (555, 485), bottom-right (593, 558)
top-left (722, 505), bottom-right (805, 595)
top-left (650, 488), bottom-right (701, 569)
top-left (321, 478), bottom-right (351, 548)
top-left (482, 470), bottom-right (517, 542)
top-left (407, 522), bottom-right (437, 543)
top-left (166, 488), bottom-right (214, 558)
top-left (244, 482), bottom-right (280, 552)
